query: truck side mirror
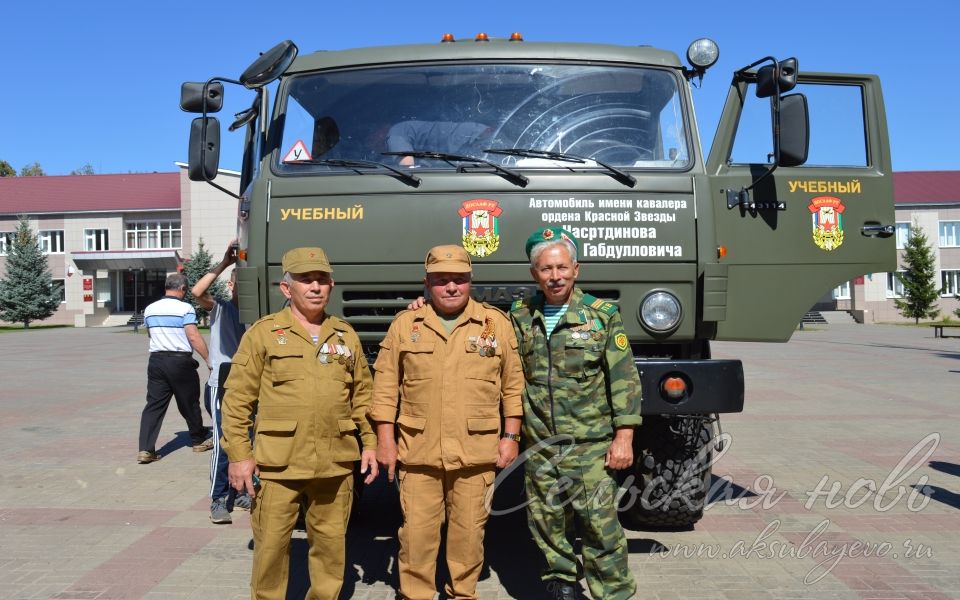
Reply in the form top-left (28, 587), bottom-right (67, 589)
top-left (180, 82), bottom-right (224, 113)
top-left (240, 40), bottom-right (298, 89)
top-left (777, 93), bottom-right (809, 167)
top-left (188, 117), bottom-right (221, 181)
top-left (756, 58), bottom-right (798, 98)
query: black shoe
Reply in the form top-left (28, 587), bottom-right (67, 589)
top-left (545, 580), bottom-right (577, 600)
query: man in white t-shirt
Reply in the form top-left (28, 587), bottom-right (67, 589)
top-left (138, 273), bottom-right (210, 464)
top-left (191, 242), bottom-right (249, 523)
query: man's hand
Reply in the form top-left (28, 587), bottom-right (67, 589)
top-left (221, 240), bottom-right (239, 267)
top-left (228, 458), bottom-right (258, 495)
top-left (191, 240), bottom-right (238, 309)
top-left (360, 449), bottom-right (379, 484)
top-left (376, 440), bottom-right (398, 482)
top-left (604, 427), bottom-right (634, 470)
top-left (406, 296), bottom-right (427, 311)
top-left (496, 438), bottom-right (519, 469)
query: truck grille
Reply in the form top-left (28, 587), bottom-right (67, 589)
top-left (341, 287), bottom-right (620, 350)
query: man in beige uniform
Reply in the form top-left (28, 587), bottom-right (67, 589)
top-left (370, 245), bottom-right (524, 600)
top-left (222, 247), bottom-right (378, 600)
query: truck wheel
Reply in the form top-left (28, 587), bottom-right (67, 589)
top-left (618, 415), bottom-right (713, 530)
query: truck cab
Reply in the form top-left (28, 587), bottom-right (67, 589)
top-left (182, 34), bottom-right (894, 527)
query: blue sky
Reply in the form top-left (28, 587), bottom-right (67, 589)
top-left (1, 0), bottom-right (955, 176)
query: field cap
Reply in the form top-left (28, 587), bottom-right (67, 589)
top-left (282, 247), bottom-right (333, 274)
top-left (525, 226), bottom-right (579, 258)
top-left (425, 245), bottom-right (472, 273)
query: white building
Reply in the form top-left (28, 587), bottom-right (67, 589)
top-left (821, 171), bottom-right (960, 322)
top-left (0, 165), bottom-right (238, 326)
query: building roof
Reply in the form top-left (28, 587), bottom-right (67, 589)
top-left (894, 171), bottom-right (960, 206)
top-left (0, 172), bottom-right (180, 215)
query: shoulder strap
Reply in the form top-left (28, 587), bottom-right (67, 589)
top-left (582, 293), bottom-right (619, 316)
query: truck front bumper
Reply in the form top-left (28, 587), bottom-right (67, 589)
top-left (635, 359), bottom-right (744, 415)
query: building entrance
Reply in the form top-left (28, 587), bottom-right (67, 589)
top-left (120, 269), bottom-right (168, 313)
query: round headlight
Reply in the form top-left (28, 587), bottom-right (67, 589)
top-left (640, 291), bottom-right (682, 332)
top-left (686, 38), bottom-right (719, 71)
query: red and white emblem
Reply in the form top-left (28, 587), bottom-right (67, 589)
top-left (808, 196), bottom-right (845, 251)
top-left (458, 199), bottom-right (502, 257)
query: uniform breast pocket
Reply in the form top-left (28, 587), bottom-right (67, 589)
top-left (521, 343), bottom-right (539, 381)
top-left (464, 341), bottom-right (501, 385)
top-left (400, 342), bottom-right (435, 381)
top-left (268, 349), bottom-right (304, 386)
top-left (563, 340), bottom-right (603, 380)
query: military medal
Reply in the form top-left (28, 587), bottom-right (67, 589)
top-left (411, 324), bottom-right (421, 342)
top-left (318, 343), bottom-right (329, 363)
top-left (478, 318), bottom-right (497, 357)
top-left (277, 329), bottom-right (287, 345)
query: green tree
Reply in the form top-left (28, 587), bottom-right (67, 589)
top-left (70, 163), bottom-right (95, 175)
top-left (894, 221), bottom-right (940, 324)
top-left (19, 162), bottom-right (45, 176)
top-left (0, 216), bottom-right (63, 328)
top-left (0, 160), bottom-right (15, 177)
top-left (181, 238), bottom-right (227, 325)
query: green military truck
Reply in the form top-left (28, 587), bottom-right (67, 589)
top-left (181, 34), bottom-right (895, 528)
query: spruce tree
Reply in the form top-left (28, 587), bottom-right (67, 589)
top-left (0, 216), bottom-right (63, 328)
top-left (894, 222), bottom-right (940, 324)
top-left (181, 238), bottom-right (227, 325)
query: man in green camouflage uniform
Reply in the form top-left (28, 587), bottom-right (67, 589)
top-left (510, 226), bottom-right (642, 600)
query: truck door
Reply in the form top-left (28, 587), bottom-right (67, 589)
top-left (705, 73), bottom-right (896, 341)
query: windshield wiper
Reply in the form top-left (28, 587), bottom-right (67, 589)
top-left (381, 151), bottom-right (528, 188)
top-left (484, 148), bottom-right (636, 188)
top-left (292, 158), bottom-right (420, 188)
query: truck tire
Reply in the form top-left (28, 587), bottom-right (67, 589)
top-left (618, 415), bottom-right (712, 530)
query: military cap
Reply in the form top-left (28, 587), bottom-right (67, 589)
top-left (424, 245), bottom-right (472, 273)
top-left (524, 226), bottom-right (579, 258)
top-left (281, 247), bottom-right (333, 274)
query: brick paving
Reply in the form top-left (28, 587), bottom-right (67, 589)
top-left (0, 324), bottom-right (957, 599)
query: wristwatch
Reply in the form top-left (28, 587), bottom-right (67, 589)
top-left (501, 432), bottom-right (521, 442)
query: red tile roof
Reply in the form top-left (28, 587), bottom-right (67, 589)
top-left (894, 171), bottom-right (960, 205)
top-left (0, 172), bottom-right (180, 215)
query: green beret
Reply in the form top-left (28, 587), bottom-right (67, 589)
top-left (524, 226), bottom-right (579, 258)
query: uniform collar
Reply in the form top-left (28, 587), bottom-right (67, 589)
top-left (415, 297), bottom-right (483, 339)
top-left (270, 307), bottom-right (343, 345)
top-left (530, 287), bottom-right (585, 324)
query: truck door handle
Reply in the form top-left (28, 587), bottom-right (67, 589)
top-left (861, 223), bottom-right (894, 238)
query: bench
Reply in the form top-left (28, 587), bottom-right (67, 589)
top-left (933, 323), bottom-right (960, 338)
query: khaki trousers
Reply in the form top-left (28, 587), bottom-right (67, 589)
top-left (398, 466), bottom-right (495, 600)
top-left (250, 474), bottom-right (353, 600)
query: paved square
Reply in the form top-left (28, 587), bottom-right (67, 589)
top-left (0, 324), bottom-right (957, 599)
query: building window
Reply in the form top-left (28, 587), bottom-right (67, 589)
top-left (84, 229), bottom-right (109, 251)
top-left (125, 221), bottom-right (182, 250)
top-left (940, 221), bottom-right (960, 248)
top-left (39, 230), bottom-right (65, 254)
top-left (51, 279), bottom-right (65, 303)
top-left (886, 271), bottom-right (906, 298)
top-left (895, 222), bottom-right (911, 250)
top-left (832, 281), bottom-right (851, 300)
top-left (0, 231), bottom-right (12, 255)
top-left (943, 270), bottom-right (960, 297)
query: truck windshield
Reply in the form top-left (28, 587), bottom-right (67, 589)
top-left (276, 63), bottom-right (690, 173)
